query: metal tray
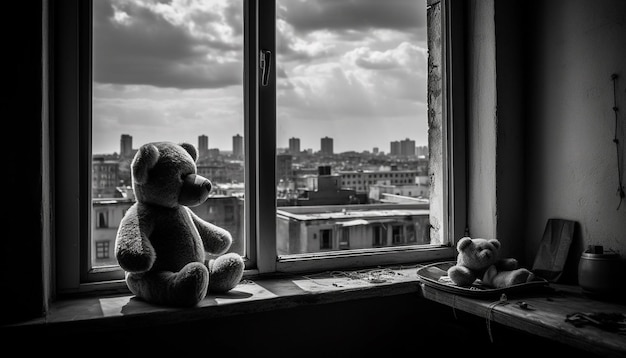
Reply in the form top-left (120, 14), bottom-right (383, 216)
top-left (416, 261), bottom-right (550, 297)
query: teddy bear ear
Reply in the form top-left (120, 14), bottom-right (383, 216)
top-left (179, 142), bottom-right (198, 162)
top-left (457, 236), bottom-right (473, 251)
top-left (132, 143), bottom-right (160, 185)
top-left (488, 239), bottom-right (501, 249)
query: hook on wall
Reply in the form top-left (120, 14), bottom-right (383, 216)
top-left (610, 73), bottom-right (625, 210)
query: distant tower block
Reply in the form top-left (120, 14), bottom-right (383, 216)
top-left (321, 136), bottom-right (333, 155)
top-left (198, 134), bottom-right (209, 158)
top-left (232, 134), bottom-right (243, 159)
top-left (120, 134), bottom-right (133, 158)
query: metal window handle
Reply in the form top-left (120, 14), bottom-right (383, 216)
top-left (260, 50), bottom-right (272, 86)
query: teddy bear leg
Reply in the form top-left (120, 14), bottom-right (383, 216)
top-left (484, 268), bottom-right (535, 288)
top-left (481, 265), bottom-right (500, 287)
top-left (125, 262), bottom-right (209, 306)
top-left (447, 265), bottom-right (477, 287)
top-left (206, 252), bottom-right (245, 293)
top-left (507, 268), bottom-right (535, 285)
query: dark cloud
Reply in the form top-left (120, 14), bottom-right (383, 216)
top-left (355, 57), bottom-right (398, 70)
top-left (276, 66), bottom-right (290, 80)
top-left (92, 0), bottom-right (242, 89)
top-left (276, 29), bottom-right (331, 63)
top-left (224, 1), bottom-right (244, 36)
top-left (278, 0), bottom-right (426, 33)
top-left (276, 0), bottom-right (427, 63)
top-left (348, 42), bottom-right (428, 72)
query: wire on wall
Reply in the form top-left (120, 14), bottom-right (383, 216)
top-left (611, 74), bottom-right (625, 210)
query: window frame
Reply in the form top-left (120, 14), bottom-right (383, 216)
top-left (268, 0), bottom-right (467, 273)
top-left (52, 0), bottom-right (465, 296)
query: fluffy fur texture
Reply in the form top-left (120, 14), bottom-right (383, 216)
top-left (115, 141), bottom-right (244, 307)
top-left (447, 237), bottom-right (534, 288)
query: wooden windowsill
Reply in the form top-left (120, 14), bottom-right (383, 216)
top-left (4, 264), bottom-right (424, 334)
top-left (419, 282), bottom-right (626, 358)
top-left (4, 263), bottom-right (625, 358)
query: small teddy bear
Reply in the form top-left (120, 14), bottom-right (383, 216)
top-left (447, 236), bottom-right (534, 288)
top-left (115, 141), bottom-right (245, 307)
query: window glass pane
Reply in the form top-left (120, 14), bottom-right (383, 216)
top-left (91, 0), bottom-right (245, 269)
top-left (275, 0), bottom-right (431, 255)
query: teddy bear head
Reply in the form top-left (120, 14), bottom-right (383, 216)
top-left (131, 141), bottom-right (212, 208)
top-left (455, 236), bottom-right (501, 271)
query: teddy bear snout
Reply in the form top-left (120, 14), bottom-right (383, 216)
top-left (194, 174), bottom-right (212, 191)
top-left (179, 173), bottom-right (212, 207)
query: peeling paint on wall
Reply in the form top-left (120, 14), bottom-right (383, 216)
top-left (427, 0), bottom-right (443, 245)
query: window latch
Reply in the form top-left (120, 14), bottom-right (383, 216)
top-left (260, 50), bottom-right (272, 86)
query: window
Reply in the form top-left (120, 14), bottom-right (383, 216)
top-left (339, 227), bottom-right (350, 249)
top-left (406, 223), bottom-right (417, 244)
top-left (373, 225), bottom-right (385, 247)
top-left (91, 0), bottom-right (247, 269)
top-left (392, 225), bottom-right (404, 245)
top-left (95, 241), bottom-right (110, 259)
top-left (320, 229), bottom-right (333, 250)
top-left (54, 0), bottom-right (466, 294)
top-left (96, 211), bottom-right (107, 229)
top-left (272, 0), bottom-right (466, 273)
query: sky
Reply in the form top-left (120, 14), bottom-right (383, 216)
top-left (91, 0), bottom-right (428, 155)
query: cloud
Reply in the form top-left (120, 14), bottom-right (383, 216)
top-left (91, 0), bottom-right (431, 154)
top-left (278, 0), bottom-right (426, 33)
top-left (344, 42), bottom-right (422, 70)
top-left (343, 42), bottom-right (428, 101)
top-left (91, 83), bottom-right (244, 154)
top-left (278, 41), bottom-right (427, 119)
top-left (275, 35), bottom-right (429, 153)
top-left (276, 0), bottom-right (427, 64)
top-left (277, 19), bottom-right (337, 63)
top-left (93, 0), bottom-right (243, 89)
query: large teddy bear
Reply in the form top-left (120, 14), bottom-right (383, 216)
top-left (447, 237), bottom-right (534, 288)
top-left (115, 141), bottom-right (245, 307)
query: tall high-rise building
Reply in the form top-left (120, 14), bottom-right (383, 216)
top-left (198, 134), bottom-right (209, 158)
top-left (321, 136), bottom-right (333, 155)
top-left (232, 134), bottom-right (243, 159)
top-left (289, 137), bottom-right (300, 154)
top-left (390, 138), bottom-right (416, 156)
top-left (416, 145), bottom-right (428, 157)
top-left (276, 153), bottom-right (293, 184)
top-left (390, 141), bottom-right (400, 155)
top-left (400, 138), bottom-right (416, 156)
top-left (120, 134), bottom-right (133, 158)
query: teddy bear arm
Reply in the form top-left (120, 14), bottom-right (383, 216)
top-left (495, 258), bottom-right (519, 271)
top-left (447, 265), bottom-right (478, 287)
top-left (188, 209), bottom-right (233, 255)
top-left (115, 209), bottom-right (156, 273)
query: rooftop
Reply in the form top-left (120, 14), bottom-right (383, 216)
top-left (277, 203), bottom-right (429, 221)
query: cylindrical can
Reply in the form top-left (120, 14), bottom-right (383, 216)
top-left (578, 248), bottom-right (624, 295)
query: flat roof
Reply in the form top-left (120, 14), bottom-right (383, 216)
top-left (277, 205), bottom-right (429, 221)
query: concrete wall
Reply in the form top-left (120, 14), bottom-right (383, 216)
top-left (466, 0), bottom-right (626, 275)
top-left (466, 0), bottom-right (498, 245)
top-left (523, 0), bottom-right (626, 274)
top-left (494, 0), bottom-right (526, 262)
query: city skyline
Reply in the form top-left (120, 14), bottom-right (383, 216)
top-left (98, 133), bottom-right (427, 156)
top-left (91, 0), bottom-right (428, 155)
